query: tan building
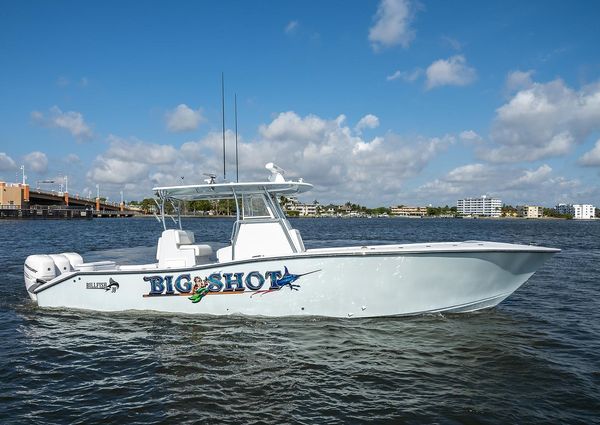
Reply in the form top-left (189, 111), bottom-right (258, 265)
top-left (391, 206), bottom-right (428, 217)
top-left (517, 205), bottom-right (543, 218)
top-left (0, 182), bottom-right (29, 209)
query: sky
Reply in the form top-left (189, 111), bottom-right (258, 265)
top-left (1, 0), bottom-right (600, 207)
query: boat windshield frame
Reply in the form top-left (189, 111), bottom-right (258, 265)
top-left (152, 181), bottom-right (312, 251)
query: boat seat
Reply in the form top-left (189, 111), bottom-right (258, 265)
top-left (156, 229), bottom-right (213, 268)
top-left (174, 230), bottom-right (213, 257)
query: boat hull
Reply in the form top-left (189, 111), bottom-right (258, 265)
top-left (32, 249), bottom-right (555, 318)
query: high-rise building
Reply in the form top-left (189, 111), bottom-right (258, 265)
top-left (457, 195), bottom-right (502, 217)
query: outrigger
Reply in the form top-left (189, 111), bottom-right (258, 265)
top-left (24, 163), bottom-right (559, 318)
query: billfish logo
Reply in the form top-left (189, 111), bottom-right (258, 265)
top-left (106, 278), bottom-right (119, 293)
top-left (251, 266), bottom-right (320, 297)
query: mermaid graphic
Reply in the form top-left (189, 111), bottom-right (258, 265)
top-left (188, 276), bottom-right (210, 303)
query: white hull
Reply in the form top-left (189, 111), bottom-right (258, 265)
top-left (29, 242), bottom-right (556, 318)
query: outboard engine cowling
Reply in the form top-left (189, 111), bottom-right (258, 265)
top-left (62, 252), bottom-right (83, 270)
top-left (49, 254), bottom-right (72, 275)
top-left (24, 255), bottom-right (56, 301)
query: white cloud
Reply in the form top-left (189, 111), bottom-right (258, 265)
top-left (66, 153), bottom-right (81, 163)
top-left (32, 106), bottom-right (93, 141)
top-left (505, 70), bottom-right (534, 93)
top-left (414, 163), bottom-right (577, 205)
top-left (88, 157), bottom-right (149, 185)
top-left (369, 0), bottom-right (417, 51)
top-left (505, 164), bottom-right (552, 189)
top-left (104, 135), bottom-right (178, 165)
top-left (87, 136), bottom-right (179, 185)
top-left (353, 137), bottom-right (383, 154)
top-left (0, 153), bottom-right (17, 171)
top-left (425, 55), bottom-right (477, 89)
top-left (24, 151), bottom-right (48, 174)
top-left (479, 79), bottom-right (600, 162)
top-left (285, 20), bottom-right (299, 34)
top-left (259, 111), bottom-right (332, 142)
top-left (386, 68), bottom-right (422, 82)
top-left (459, 130), bottom-right (482, 144)
top-left (445, 163), bottom-right (489, 183)
top-left (85, 111), bottom-right (450, 205)
top-left (165, 104), bottom-right (205, 133)
top-left (354, 114), bottom-right (380, 133)
top-left (579, 139), bottom-right (600, 166)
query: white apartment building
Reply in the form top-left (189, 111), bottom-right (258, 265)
top-left (517, 205), bottom-right (543, 218)
top-left (457, 196), bottom-right (502, 217)
top-left (284, 199), bottom-right (319, 216)
top-left (296, 203), bottom-right (318, 216)
top-left (556, 203), bottom-right (596, 219)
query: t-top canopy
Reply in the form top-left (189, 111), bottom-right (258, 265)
top-left (152, 181), bottom-right (313, 201)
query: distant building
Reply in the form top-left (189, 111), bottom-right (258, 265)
top-left (0, 182), bottom-right (29, 209)
top-left (556, 203), bottom-right (596, 219)
top-left (457, 196), bottom-right (502, 217)
top-left (284, 198), bottom-right (319, 216)
top-left (517, 205), bottom-right (543, 218)
top-left (391, 206), bottom-right (428, 217)
top-left (296, 203), bottom-right (318, 216)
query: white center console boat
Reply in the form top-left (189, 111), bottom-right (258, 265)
top-left (24, 163), bottom-right (559, 318)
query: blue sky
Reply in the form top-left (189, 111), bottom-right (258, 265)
top-left (1, 0), bottom-right (600, 206)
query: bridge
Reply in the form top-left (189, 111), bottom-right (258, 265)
top-left (0, 181), bottom-right (141, 219)
top-left (28, 189), bottom-right (139, 217)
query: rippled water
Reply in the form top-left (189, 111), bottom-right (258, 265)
top-left (1, 217), bottom-right (599, 424)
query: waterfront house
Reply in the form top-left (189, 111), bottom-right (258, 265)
top-left (391, 205), bottom-right (428, 217)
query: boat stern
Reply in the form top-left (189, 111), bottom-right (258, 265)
top-left (24, 252), bottom-right (83, 302)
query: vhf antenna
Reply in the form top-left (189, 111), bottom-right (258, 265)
top-left (221, 72), bottom-right (226, 181)
top-left (235, 93), bottom-right (239, 182)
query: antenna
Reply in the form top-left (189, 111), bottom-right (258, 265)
top-left (235, 93), bottom-right (239, 182)
top-left (203, 173), bottom-right (217, 184)
top-left (221, 72), bottom-right (226, 181)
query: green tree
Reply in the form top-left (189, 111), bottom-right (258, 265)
top-left (501, 204), bottom-right (517, 217)
top-left (140, 198), bottom-right (156, 214)
top-left (189, 200), bottom-right (212, 213)
top-left (543, 208), bottom-right (572, 219)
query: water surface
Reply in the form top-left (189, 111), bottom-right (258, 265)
top-left (1, 217), bottom-right (599, 424)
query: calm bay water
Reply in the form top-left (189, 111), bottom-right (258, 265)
top-left (0, 217), bottom-right (599, 424)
